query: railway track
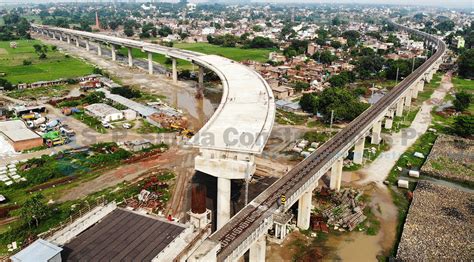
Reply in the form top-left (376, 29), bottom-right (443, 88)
top-left (211, 21), bottom-right (446, 260)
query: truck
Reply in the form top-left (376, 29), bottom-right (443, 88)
top-left (21, 112), bottom-right (41, 120)
top-left (26, 117), bottom-right (47, 129)
top-left (40, 119), bottom-right (61, 132)
top-left (60, 126), bottom-right (75, 137)
top-left (170, 124), bottom-right (194, 139)
top-left (42, 131), bottom-right (70, 147)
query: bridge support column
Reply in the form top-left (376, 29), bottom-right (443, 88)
top-left (418, 81), bottom-right (425, 92)
top-left (217, 177), bottom-right (231, 230)
top-left (75, 38), bottom-right (80, 47)
top-left (385, 110), bottom-right (394, 130)
top-left (353, 137), bottom-right (365, 165)
top-left (371, 120), bottom-right (382, 145)
top-left (148, 52), bottom-right (153, 75)
top-left (404, 94), bottom-right (412, 108)
top-left (97, 44), bottom-right (102, 56)
top-left (59, 34), bottom-right (63, 41)
top-left (249, 235), bottom-right (266, 262)
top-left (127, 47), bottom-right (133, 67)
top-left (396, 99), bottom-right (404, 117)
top-left (52, 32), bottom-right (56, 40)
top-left (195, 149), bottom-right (256, 231)
top-left (411, 86), bottom-right (418, 99)
top-left (172, 58), bottom-right (178, 84)
top-left (85, 40), bottom-right (90, 51)
top-left (198, 66), bottom-right (204, 98)
top-left (67, 35), bottom-right (71, 44)
top-left (111, 45), bottom-right (116, 61)
top-left (330, 157), bottom-right (343, 191)
top-left (297, 187), bottom-right (313, 230)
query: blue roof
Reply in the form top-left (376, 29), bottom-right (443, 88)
top-left (11, 239), bottom-right (62, 262)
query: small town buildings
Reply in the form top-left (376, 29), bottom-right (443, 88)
top-left (84, 103), bottom-right (124, 122)
top-left (453, 36), bottom-right (465, 49)
top-left (0, 120), bottom-right (43, 151)
top-left (276, 100), bottom-right (301, 112)
top-left (272, 85), bottom-right (295, 99)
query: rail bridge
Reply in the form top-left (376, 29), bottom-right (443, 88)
top-left (192, 20), bottom-right (446, 261)
top-left (32, 20), bottom-right (445, 262)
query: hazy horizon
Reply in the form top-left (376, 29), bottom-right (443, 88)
top-left (0, 0), bottom-right (472, 9)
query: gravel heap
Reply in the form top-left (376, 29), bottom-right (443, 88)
top-left (397, 181), bottom-right (473, 261)
top-left (421, 135), bottom-right (474, 185)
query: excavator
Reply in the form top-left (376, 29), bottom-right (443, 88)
top-left (170, 124), bottom-right (194, 139)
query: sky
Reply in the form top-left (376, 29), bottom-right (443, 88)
top-left (0, 0), bottom-right (472, 9)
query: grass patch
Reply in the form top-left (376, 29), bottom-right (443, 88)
top-left (174, 42), bottom-right (273, 63)
top-left (387, 131), bottom-right (438, 184)
top-left (136, 119), bottom-right (169, 134)
top-left (388, 107), bottom-right (420, 133)
top-left (417, 73), bottom-right (442, 102)
top-left (72, 111), bottom-right (106, 134)
top-left (6, 85), bottom-right (72, 100)
top-left (117, 47), bottom-right (193, 71)
top-left (276, 109), bottom-right (307, 125)
top-left (303, 130), bottom-right (336, 144)
top-left (0, 40), bottom-right (94, 84)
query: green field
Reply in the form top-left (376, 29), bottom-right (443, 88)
top-left (0, 40), bottom-right (94, 84)
top-left (174, 42), bottom-right (273, 63)
top-left (452, 76), bottom-right (474, 114)
top-left (118, 43), bottom-right (273, 71)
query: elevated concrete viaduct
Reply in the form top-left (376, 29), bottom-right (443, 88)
top-left (31, 24), bottom-right (276, 234)
top-left (33, 19), bottom-right (445, 262)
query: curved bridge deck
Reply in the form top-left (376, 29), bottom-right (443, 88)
top-left (31, 25), bottom-right (275, 154)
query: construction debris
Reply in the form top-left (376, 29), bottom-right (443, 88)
top-left (318, 188), bottom-right (366, 231)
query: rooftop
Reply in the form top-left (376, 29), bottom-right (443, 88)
top-left (0, 120), bottom-right (42, 142)
top-left (11, 239), bottom-right (62, 262)
top-left (85, 103), bottom-right (122, 117)
top-left (62, 208), bottom-right (186, 261)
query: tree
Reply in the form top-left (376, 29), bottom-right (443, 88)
top-left (435, 20), bottom-right (455, 32)
top-left (332, 17), bottom-right (341, 26)
top-left (453, 91), bottom-right (472, 112)
top-left (315, 87), bottom-right (369, 122)
top-left (124, 25), bottom-right (134, 37)
top-left (452, 115), bottom-right (474, 137)
top-left (458, 49), bottom-right (474, 79)
top-left (313, 50), bottom-right (336, 65)
top-left (330, 40), bottom-right (342, 49)
top-left (299, 93), bottom-right (318, 114)
top-left (20, 194), bottom-right (51, 228)
top-left (293, 81), bottom-right (310, 92)
top-left (0, 78), bottom-right (13, 91)
top-left (244, 36), bottom-right (276, 49)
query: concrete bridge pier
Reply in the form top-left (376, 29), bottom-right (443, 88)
top-left (67, 35), bottom-right (71, 44)
top-left (75, 37), bottom-right (80, 48)
top-left (111, 45), bottom-right (117, 61)
top-left (85, 40), bottom-right (90, 51)
top-left (330, 157), bottom-right (343, 191)
top-left (172, 58), bottom-right (178, 84)
top-left (97, 43), bottom-right (102, 56)
top-left (404, 94), bottom-right (412, 108)
top-left (127, 47), bottom-right (133, 67)
top-left (371, 120), bottom-right (382, 144)
top-left (396, 99), bottom-right (404, 117)
top-left (148, 52), bottom-right (153, 75)
top-left (52, 32), bottom-right (56, 40)
top-left (59, 34), bottom-right (63, 41)
top-left (249, 235), bottom-right (266, 262)
top-left (418, 80), bottom-right (425, 91)
top-left (411, 86), bottom-right (418, 99)
top-left (297, 187), bottom-right (313, 230)
top-left (353, 137), bottom-right (365, 165)
top-left (194, 149), bottom-right (256, 230)
top-left (385, 110), bottom-right (394, 129)
top-left (198, 66), bottom-right (204, 98)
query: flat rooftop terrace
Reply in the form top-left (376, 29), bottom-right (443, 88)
top-left (62, 208), bottom-right (186, 261)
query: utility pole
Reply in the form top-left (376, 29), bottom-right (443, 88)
top-left (329, 110), bottom-right (334, 131)
top-left (395, 67), bottom-right (400, 85)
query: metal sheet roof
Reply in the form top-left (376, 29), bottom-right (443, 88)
top-left (11, 239), bottom-right (62, 262)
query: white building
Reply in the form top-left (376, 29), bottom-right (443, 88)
top-left (85, 103), bottom-right (124, 122)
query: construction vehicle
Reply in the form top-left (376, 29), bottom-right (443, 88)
top-left (170, 123), bottom-right (194, 139)
top-left (60, 125), bottom-right (75, 137)
top-left (42, 131), bottom-right (70, 148)
top-left (40, 119), bottom-right (60, 132)
top-left (26, 117), bottom-right (47, 129)
top-left (21, 112), bottom-right (41, 120)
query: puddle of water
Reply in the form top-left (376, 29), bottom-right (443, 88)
top-left (171, 88), bottom-right (216, 129)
